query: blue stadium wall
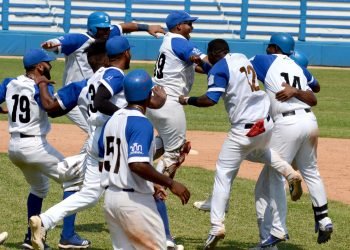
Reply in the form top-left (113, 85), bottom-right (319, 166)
top-left (1, 0), bottom-right (350, 67)
top-left (1, 31), bottom-right (349, 67)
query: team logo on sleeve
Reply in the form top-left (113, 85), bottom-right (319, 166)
top-left (192, 48), bottom-right (201, 55)
top-left (208, 74), bottom-right (214, 86)
top-left (130, 143), bottom-right (143, 155)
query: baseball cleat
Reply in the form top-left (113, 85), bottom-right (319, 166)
top-left (29, 216), bottom-right (46, 250)
top-left (166, 239), bottom-right (184, 250)
top-left (22, 233), bottom-right (51, 250)
top-left (249, 245), bottom-right (278, 250)
top-left (259, 234), bottom-right (289, 248)
top-left (0, 231), bottom-right (8, 245)
top-left (163, 141), bottom-right (191, 178)
top-left (58, 233), bottom-right (91, 249)
top-left (203, 233), bottom-right (225, 250)
top-left (193, 196), bottom-right (229, 213)
top-left (287, 172), bottom-right (303, 201)
top-left (316, 217), bottom-right (333, 244)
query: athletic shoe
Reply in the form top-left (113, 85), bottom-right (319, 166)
top-left (164, 141), bottom-right (191, 179)
top-left (166, 239), bottom-right (184, 250)
top-left (58, 233), bottom-right (91, 249)
top-left (203, 233), bottom-right (225, 250)
top-left (316, 217), bottom-right (333, 244)
top-left (259, 234), bottom-right (289, 248)
top-left (22, 234), bottom-right (51, 250)
top-left (193, 196), bottom-right (229, 212)
top-left (29, 216), bottom-right (46, 250)
top-left (287, 172), bottom-right (303, 201)
top-left (0, 231), bottom-right (8, 245)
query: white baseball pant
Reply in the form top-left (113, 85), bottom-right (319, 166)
top-left (104, 186), bottom-right (166, 250)
top-left (66, 106), bottom-right (89, 134)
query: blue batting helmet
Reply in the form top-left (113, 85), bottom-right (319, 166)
top-left (87, 11), bottom-right (111, 36)
top-left (290, 50), bottom-right (309, 68)
top-left (269, 32), bottom-right (295, 55)
top-left (124, 69), bottom-right (153, 102)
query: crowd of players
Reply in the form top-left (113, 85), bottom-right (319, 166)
top-left (0, 9), bottom-right (333, 250)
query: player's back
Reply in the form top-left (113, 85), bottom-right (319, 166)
top-left (250, 54), bottom-right (311, 117)
top-left (101, 108), bottom-right (154, 193)
top-left (5, 76), bottom-right (50, 135)
top-left (153, 32), bottom-right (195, 97)
top-left (212, 53), bottom-right (270, 125)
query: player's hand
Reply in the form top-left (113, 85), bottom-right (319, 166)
top-left (35, 75), bottom-right (56, 85)
top-left (148, 86), bottom-right (167, 109)
top-left (41, 41), bottom-right (60, 50)
top-left (178, 95), bottom-right (189, 105)
top-left (275, 82), bottom-right (297, 102)
top-left (147, 25), bottom-right (165, 38)
top-left (0, 106), bottom-right (8, 114)
top-left (169, 180), bottom-right (190, 205)
top-left (190, 55), bottom-right (202, 65)
top-left (153, 184), bottom-right (168, 200)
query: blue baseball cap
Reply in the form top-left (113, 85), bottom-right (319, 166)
top-left (23, 49), bottom-right (56, 68)
top-left (106, 36), bottom-right (130, 56)
top-left (166, 10), bottom-right (198, 30)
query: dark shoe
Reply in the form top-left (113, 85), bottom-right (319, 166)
top-left (203, 233), bottom-right (225, 250)
top-left (58, 234), bottom-right (91, 249)
top-left (316, 217), bottom-right (333, 244)
top-left (259, 234), bottom-right (288, 248)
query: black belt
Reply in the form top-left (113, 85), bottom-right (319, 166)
top-left (244, 115), bottom-right (270, 129)
top-left (282, 108), bottom-right (311, 117)
top-left (20, 133), bottom-right (35, 138)
top-left (104, 186), bottom-right (134, 192)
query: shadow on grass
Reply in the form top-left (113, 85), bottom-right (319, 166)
top-left (176, 236), bottom-right (305, 250)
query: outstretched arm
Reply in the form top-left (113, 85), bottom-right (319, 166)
top-left (120, 23), bottom-right (165, 38)
top-left (179, 94), bottom-right (216, 107)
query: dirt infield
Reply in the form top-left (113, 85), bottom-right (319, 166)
top-left (0, 121), bottom-right (349, 205)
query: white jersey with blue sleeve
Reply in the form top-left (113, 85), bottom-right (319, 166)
top-left (4, 75), bottom-right (52, 135)
top-left (86, 66), bottom-right (127, 128)
top-left (100, 108), bottom-right (155, 194)
top-left (206, 53), bottom-right (270, 126)
top-left (45, 25), bottom-right (123, 86)
top-left (153, 32), bottom-right (206, 97)
top-left (250, 54), bottom-right (312, 118)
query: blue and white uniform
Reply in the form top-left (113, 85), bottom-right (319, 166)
top-left (38, 66), bottom-right (127, 232)
top-left (147, 31), bottom-right (206, 171)
top-left (0, 75), bottom-right (80, 197)
top-left (101, 108), bottom-right (166, 250)
top-left (250, 54), bottom-right (329, 241)
top-left (205, 54), bottom-right (294, 238)
top-left (43, 25), bottom-right (123, 132)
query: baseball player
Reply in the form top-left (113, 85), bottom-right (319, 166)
top-left (178, 39), bottom-right (304, 249)
top-left (41, 11), bottom-right (165, 134)
top-left (147, 10), bottom-right (209, 248)
top-left (250, 33), bottom-right (332, 248)
top-left (100, 69), bottom-right (190, 250)
top-left (0, 231), bottom-right (8, 245)
top-left (0, 49), bottom-right (84, 249)
top-left (290, 50), bottom-right (320, 93)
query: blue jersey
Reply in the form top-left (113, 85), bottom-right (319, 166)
top-left (100, 108), bottom-right (155, 194)
top-left (250, 54), bottom-right (313, 117)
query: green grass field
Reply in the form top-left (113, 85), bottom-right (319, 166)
top-left (1, 58), bottom-right (349, 138)
top-left (0, 58), bottom-right (349, 249)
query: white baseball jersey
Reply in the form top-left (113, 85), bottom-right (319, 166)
top-left (100, 108), bottom-right (155, 194)
top-left (153, 32), bottom-right (206, 97)
top-left (44, 25), bottom-right (123, 86)
top-left (206, 53), bottom-right (270, 124)
top-left (250, 54), bottom-right (314, 118)
top-left (0, 75), bottom-right (52, 135)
